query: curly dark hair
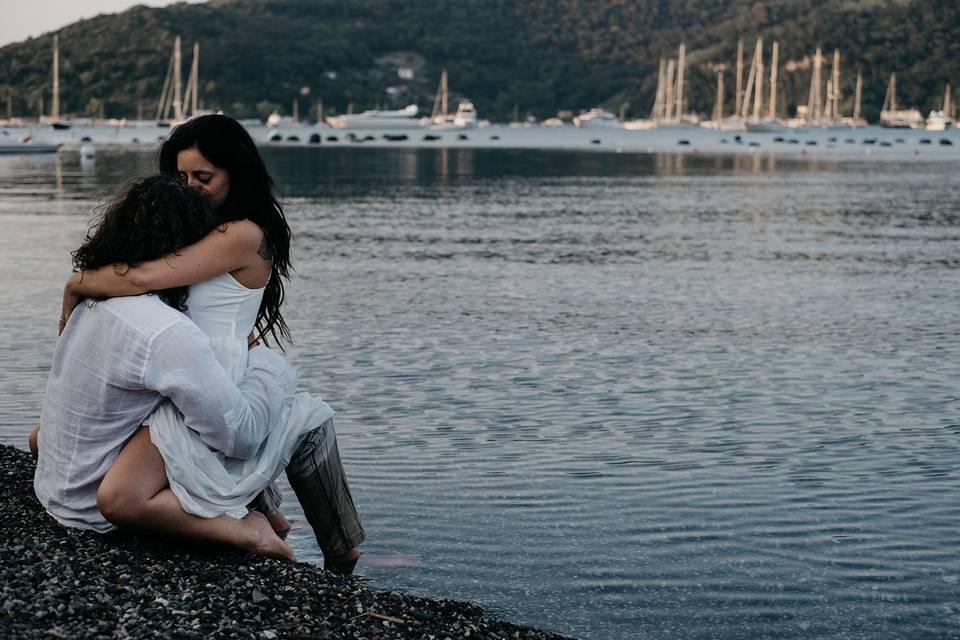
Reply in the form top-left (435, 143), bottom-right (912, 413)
top-left (158, 114), bottom-right (292, 345)
top-left (72, 175), bottom-right (222, 311)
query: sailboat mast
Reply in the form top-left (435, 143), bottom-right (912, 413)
top-left (811, 48), bottom-right (823, 121)
top-left (675, 43), bottom-right (685, 122)
top-left (651, 58), bottom-right (665, 120)
top-left (664, 59), bottom-right (676, 122)
top-left (740, 45), bottom-right (757, 120)
top-left (441, 69), bottom-right (448, 118)
top-left (890, 73), bottom-right (897, 112)
top-left (853, 70), bottom-right (862, 121)
top-left (52, 34), bottom-right (60, 121)
top-left (832, 50), bottom-right (840, 121)
top-left (714, 71), bottom-right (724, 121)
top-left (172, 36), bottom-right (183, 122)
top-left (768, 41), bottom-right (778, 120)
top-left (752, 39), bottom-right (763, 121)
top-left (735, 38), bottom-right (744, 117)
top-left (825, 79), bottom-right (833, 120)
top-left (190, 43), bottom-right (199, 116)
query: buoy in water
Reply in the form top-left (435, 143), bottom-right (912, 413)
top-left (80, 143), bottom-right (96, 159)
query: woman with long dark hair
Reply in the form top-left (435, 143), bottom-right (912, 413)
top-left (49, 115), bottom-right (363, 569)
top-left (61, 113), bottom-right (292, 345)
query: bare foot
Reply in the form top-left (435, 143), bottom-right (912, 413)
top-left (266, 510), bottom-right (291, 539)
top-left (324, 547), bottom-right (361, 574)
top-left (243, 511), bottom-right (296, 562)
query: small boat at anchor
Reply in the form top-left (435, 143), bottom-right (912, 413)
top-left (326, 105), bottom-right (424, 129)
top-left (0, 131), bottom-right (60, 154)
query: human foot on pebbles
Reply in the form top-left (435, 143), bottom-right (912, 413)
top-left (0, 445), bottom-right (575, 639)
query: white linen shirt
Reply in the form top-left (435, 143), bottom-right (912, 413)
top-left (34, 294), bottom-right (297, 533)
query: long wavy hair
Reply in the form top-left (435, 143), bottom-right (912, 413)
top-left (158, 114), bottom-right (292, 345)
top-left (73, 175), bottom-right (221, 311)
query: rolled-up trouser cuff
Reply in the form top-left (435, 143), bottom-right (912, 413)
top-left (248, 482), bottom-right (284, 517)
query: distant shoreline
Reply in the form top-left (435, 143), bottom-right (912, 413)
top-left (0, 445), bottom-right (573, 639)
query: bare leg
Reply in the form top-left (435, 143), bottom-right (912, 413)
top-left (97, 427), bottom-right (295, 562)
top-left (248, 484), bottom-right (292, 539)
top-left (28, 423), bottom-right (40, 459)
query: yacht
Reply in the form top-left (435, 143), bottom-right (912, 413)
top-left (430, 101), bottom-right (479, 129)
top-left (927, 110), bottom-right (952, 131)
top-left (326, 105), bottom-right (424, 129)
top-left (573, 108), bottom-right (621, 128)
top-left (926, 84), bottom-right (953, 131)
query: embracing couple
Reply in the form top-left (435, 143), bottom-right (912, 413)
top-left (30, 115), bottom-right (364, 570)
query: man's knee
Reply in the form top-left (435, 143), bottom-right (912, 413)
top-left (96, 481), bottom-right (143, 526)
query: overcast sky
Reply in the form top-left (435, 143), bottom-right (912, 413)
top-left (1, 1), bottom-right (207, 48)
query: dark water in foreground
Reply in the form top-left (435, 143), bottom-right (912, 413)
top-left (1, 148), bottom-right (959, 639)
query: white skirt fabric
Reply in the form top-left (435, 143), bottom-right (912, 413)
top-left (148, 336), bottom-right (334, 519)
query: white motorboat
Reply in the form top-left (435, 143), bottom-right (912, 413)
top-left (926, 110), bottom-right (952, 131)
top-left (745, 117), bottom-right (789, 133)
top-left (573, 108), bottom-right (621, 128)
top-left (0, 131), bottom-right (59, 154)
top-left (430, 101), bottom-right (479, 129)
top-left (327, 105), bottom-right (424, 129)
top-left (926, 84), bottom-right (953, 131)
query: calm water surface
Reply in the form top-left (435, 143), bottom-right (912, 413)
top-left (1, 147), bottom-right (959, 639)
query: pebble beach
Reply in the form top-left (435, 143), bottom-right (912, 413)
top-left (0, 445), bottom-right (573, 639)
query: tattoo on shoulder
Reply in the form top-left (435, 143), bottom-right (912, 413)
top-left (257, 236), bottom-right (272, 260)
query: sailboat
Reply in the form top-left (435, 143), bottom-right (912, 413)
top-left (745, 40), bottom-right (789, 132)
top-left (879, 73), bottom-right (924, 128)
top-left (926, 84), bottom-right (953, 131)
top-left (38, 34), bottom-right (70, 129)
top-left (156, 36), bottom-right (203, 125)
top-left (427, 70), bottom-right (479, 128)
top-left (635, 43), bottom-right (697, 128)
top-left (840, 70), bottom-right (868, 127)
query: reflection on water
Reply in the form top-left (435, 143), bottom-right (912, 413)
top-left (2, 147), bottom-right (960, 640)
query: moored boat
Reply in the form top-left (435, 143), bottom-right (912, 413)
top-left (880, 74), bottom-right (924, 128)
top-left (0, 131), bottom-right (59, 154)
top-left (573, 108), bottom-right (621, 128)
top-left (327, 105), bottom-right (424, 129)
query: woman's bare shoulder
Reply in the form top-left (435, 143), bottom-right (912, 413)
top-left (217, 219), bottom-right (265, 250)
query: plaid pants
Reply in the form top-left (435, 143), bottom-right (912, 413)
top-left (249, 418), bottom-right (364, 556)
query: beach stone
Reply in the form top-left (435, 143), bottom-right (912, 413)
top-left (0, 444), bottom-right (573, 640)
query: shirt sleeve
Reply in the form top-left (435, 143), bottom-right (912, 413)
top-left (142, 321), bottom-right (297, 459)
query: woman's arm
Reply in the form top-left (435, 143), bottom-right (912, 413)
top-left (67, 220), bottom-right (264, 299)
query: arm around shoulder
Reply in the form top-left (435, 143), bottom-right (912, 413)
top-left (66, 220), bottom-right (264, 299)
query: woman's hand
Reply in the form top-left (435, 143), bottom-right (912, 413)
top-left (247, 330), bottom-right (261, 350)
top-left (59, 274), bottom-right (82, 335)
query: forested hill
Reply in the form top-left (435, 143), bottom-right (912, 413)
top-left (0, 0), bottom-right (956, 122)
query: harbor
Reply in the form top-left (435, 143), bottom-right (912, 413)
top-left (3, 119), bottom-right (960, 160)
top-left (2, 32), bottom-right (958, 159)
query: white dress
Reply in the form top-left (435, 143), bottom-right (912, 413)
top-left (147, 272), bottom-right (334, 518)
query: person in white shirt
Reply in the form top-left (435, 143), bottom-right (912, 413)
top-left (33, 176), bottom-right (364, 567)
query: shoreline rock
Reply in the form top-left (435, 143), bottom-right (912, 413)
top-left (1, 445), bottom-right (574, 639)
